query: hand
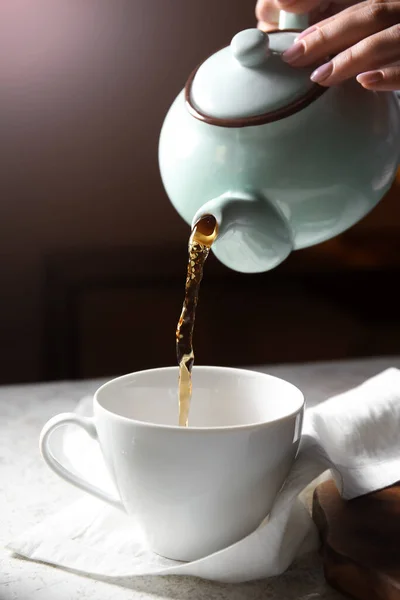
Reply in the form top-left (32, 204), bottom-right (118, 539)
top-left (280, 0), bottom-right (400, 90)
top-left (256, 0), bottom-right (357, 31)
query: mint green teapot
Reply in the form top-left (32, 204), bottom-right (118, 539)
top-left (159, 15), bottom-right (400, 273)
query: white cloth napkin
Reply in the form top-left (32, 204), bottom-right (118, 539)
top-left (8, 368), bottom-right (400, 583)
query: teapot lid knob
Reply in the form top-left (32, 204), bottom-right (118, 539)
top-left (231, 29), bottom-right (270, 68)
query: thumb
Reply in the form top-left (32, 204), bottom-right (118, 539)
top-left (256, 0), bottom-right (280, 27)
top-left (256, 0), bottom-right (326, 22)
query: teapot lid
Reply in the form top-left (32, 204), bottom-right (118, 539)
top-left (186, 29), bottom-right (325, 127)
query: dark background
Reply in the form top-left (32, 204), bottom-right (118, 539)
top-left (1, 0), bottom-right (400, 385)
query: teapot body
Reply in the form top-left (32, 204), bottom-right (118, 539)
top-left (159, 79), bottom-right (400, 272)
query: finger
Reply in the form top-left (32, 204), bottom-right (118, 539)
top-left (295, 1), bottom-right (366, 40)
top-left (257, 1), bottom-right (352, 30)
top-left (308, 1), bottom-right (356, 24)
top-left (256, 0), bottom-right (281, 24)
top-left (310, 24), bottom-right (400, 85)
top-left (357, 65), bottom-right (400, 90)
top-left (256, 0), bottom-right (356, 32)
top-left (256, 0), bottom-right (325, 18)
top-left (257, 2), bottom-right (351, 32)
top-left (283, 1), bottom-right (400, 66)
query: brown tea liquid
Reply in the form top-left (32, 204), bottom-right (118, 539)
top-left (176, 215), bottom-right (218, 427)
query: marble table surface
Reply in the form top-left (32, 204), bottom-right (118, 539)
top-left (2, 355), bottom-right (400, 600)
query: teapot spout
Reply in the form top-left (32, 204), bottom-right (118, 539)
top-left (192, 192), bottom-right (293, 274)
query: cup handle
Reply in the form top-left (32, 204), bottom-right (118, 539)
top-left (39, 413), bottom-right (125, 512)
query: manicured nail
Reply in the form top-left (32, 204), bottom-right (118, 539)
top-left (295, 26), bottom-right (317, 41)
top-left (311, 61), bottom-right (333, 83)
top-left (357, 71), bottom-right (383, 86)
top-left (282, 42), bottom-right (305, 64)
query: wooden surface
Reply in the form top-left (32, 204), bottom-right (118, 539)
top-left (312, 479), bottom-right (400, 600)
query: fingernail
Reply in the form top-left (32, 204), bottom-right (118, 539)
top-left (357, 71), bottom-right (383, 86)
top-left (282, 42), bottom-right (305, 64)
top-left (295, 26), bottom-right (317, 41)
top-left (311, 61), bottom-right (333, 83)
top-left (278, 0), bottom-right (297, 5)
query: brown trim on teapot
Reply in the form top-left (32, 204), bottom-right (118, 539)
top-left (184, 29), bottom-right (329, 129)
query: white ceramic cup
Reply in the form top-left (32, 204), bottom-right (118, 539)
top-left (39, 366), bottom-right (304, 561)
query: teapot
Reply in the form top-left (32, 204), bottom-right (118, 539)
top-left (159, 13), bottom-right (400, 273)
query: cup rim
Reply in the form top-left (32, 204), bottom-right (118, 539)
top-left (94, 365), bottom-right (305, 432)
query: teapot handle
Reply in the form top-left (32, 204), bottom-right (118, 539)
top-left (279, 11), bottom-right (309, 30)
